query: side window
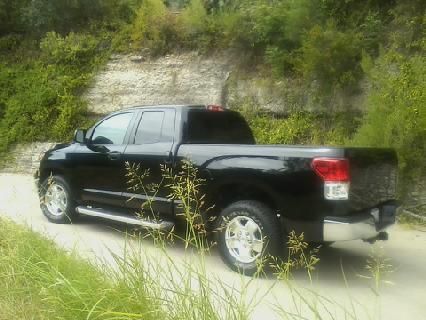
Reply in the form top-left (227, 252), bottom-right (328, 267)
top-left (91, 112), bottom-right (133, 145)
top-left (135, 111), bottom-right (165, 144)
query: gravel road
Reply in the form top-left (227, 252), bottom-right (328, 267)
top-left (1, 173), bottom-right (425, 320)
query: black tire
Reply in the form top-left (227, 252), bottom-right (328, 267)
top-left (216, 200), bottom-right (283, 276)
top-left (40, 175), bottom-right (77, 224)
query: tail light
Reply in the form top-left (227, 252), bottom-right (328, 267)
top-left (206, 104), bottom-right (224, 112)
top-left (312, 158), bottom-right (350, 200)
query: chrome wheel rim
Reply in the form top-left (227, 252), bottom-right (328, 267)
top-left (45, 183), bottom-right (68, 217)
top-left (225, 215), bottom-right (264, 264)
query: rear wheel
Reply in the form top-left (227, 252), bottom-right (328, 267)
top-left (216, 200), bottom-right (282, 275)
top-left (40, 175), bottom-right (77, 224)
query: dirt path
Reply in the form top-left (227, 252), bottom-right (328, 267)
top-left (1, 173), bottom-right (425, 320)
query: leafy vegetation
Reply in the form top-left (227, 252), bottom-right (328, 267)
top-left (240, 108), bottom-right (360, 146)
top-left (0, 32), bottom-right (107, 153)
top-left (353, 49), bottom-right (426, 185)
top-left (0, 0), bottom-right (138, 153)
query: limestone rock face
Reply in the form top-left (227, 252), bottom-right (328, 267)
top-left (2, 143), bottom-right (55, 175)
top-left (84, 52), bottom-right (366, 116)
top-left (84, 53), bottom-right (231, 115)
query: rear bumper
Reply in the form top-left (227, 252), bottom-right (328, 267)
top-left (323, 201), bottom-right (397, 242)
top-left (323, 216), bottom-right (381, 241)
top-left (283, 201), bottom-right (398, 242)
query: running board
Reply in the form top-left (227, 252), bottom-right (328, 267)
top-left (75, 206), bottom-right (174, 231)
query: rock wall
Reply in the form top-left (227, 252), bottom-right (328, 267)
top-left (84, 52), bottom-right (366, 115)
top-left (84, 53), bottom-right (231, 115)
top-left (1, 143), bottom-right (55, 175)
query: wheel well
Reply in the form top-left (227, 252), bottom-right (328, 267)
top-left (39, 168), bottom-right (65, 183)
top-left (211, 183), bottom-right (279, 214)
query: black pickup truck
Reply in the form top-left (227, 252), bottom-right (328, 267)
top-left (37, 105), bottom-right (398, 273)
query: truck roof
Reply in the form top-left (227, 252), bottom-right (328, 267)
top-left (122, 104), bottom-right (209, 112)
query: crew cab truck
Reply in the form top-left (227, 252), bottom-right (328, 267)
top-left (37, 105), bottom-right (398, 274)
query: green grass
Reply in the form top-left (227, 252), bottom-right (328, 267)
top-left (0, 216), bottom-right (389, 320)
top-left (0, 219), bottom-right (161, 320)
top-left (0, 215), bottom-right (254, 320)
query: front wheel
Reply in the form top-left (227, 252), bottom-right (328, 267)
top-left (216, 200), bottom-right (283, 275)
top-left (40, 175), bottom-right (77, 224)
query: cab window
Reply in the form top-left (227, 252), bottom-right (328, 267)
top-left (134, 111), bottom-right (164, 144)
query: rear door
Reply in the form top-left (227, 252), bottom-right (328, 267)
top-left (122, 108), bottom-right (176, 216)
top-left (72, 111), bottom-right (136, 207)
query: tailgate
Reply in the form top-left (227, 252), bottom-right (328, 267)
top-left (345, 148), bottom-right (398, 211)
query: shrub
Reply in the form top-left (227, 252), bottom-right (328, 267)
top-left (294, 22), bottom-right (363, 92)
top-left (0, 34), bottom-right (23, 52)
top-left (20, 0), bottom-right (135, 35)
top-left (181, 0), bottom-right (208, 34)
top-left (130, 0), bottom-right (181, 54)
top-left (0, 30), bottom-right (107, 154)
top-left (240, 106), bottom-right (358, 146)
top-left (179, 0), bottom-right (236, 51)
top-left (352, 49), bottom-right (426, 182)
top-left (40, 32), bottom-right (100, 67)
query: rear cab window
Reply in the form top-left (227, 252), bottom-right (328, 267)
top-left (184, 110), bottom-right (255, 144)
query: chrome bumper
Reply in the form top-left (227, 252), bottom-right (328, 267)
top-left (323, 203), bottom-right (396, 242)
top-left (323, 217), bottom-right (381, 241)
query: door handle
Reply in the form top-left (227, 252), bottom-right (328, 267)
top-left (107, 151), bottom-right (121, 161)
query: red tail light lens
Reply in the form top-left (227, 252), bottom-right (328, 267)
top-left (206, 104), bottom-right (224, 112)
top-left (312, 158), bottom-right (350, 182)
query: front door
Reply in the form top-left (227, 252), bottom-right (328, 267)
top-left (72, 111), bottom-right (136, 207)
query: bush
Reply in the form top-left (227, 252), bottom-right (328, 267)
top-left (352, 49), bottom-right (426, 181)
top-left (0, 34), bottom-right (23, 52)
top-left (130, 0), bottom-right (182, 54)
top-left (294, 22), bottom-right (363, 92)
top-left (0, 30), bottom-right (108, 154)
top-left (240, 105), bottom-right (358, 146)
top-left (40, 32), bottom-right (100, 67)
top-left (20, 0), bottom-right (135, 35)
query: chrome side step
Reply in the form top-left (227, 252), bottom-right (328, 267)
top-left (75, 206), bottom-right (174, 231)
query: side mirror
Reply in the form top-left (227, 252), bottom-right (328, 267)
top-left (74, 129), bottom-right (87, 144)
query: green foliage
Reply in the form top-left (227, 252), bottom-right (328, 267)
top-left (180, 0), bottom-right (209, 46)
top-left (40, 32), bottom-right (100, 67)
top-left (179, 0), bottom-right (233, 50)
top-left (181, 0), bottom-right (208, 32)
top-left (0, 219), bottom-right (161, 320)
top-left (130, 0), bottom-right (181, 54)
top-left (0, 34), bottom-right (23, 52)
top-left (295, 23), bottom-right (363, 91)
top-left (241, 106), bottom-right (359, 146)
top-left (0, 31), bottom-right (109, 153)
top-left (352, 49), bottom-right (426, 179)
top-left (0, 0), bottom-right (136, 36)
top-left (0, 0), bottom-right (28, 35)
